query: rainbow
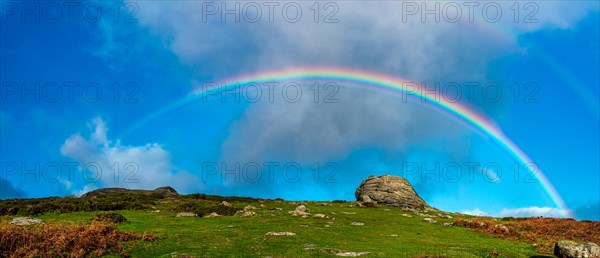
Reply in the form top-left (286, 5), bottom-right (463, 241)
top-left (122, 67), bottom-right (573, 218)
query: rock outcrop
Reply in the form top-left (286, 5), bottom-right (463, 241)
top-left (10, 217), bottom-right (44, 226)
top-left (154, 186), bottom-right (178, 194)
top-left (355, 175), bottom-right (433, 211)
top-left (81, 186), bottom-right (178, 198)
top-left (554, 240), bottom-right (600, 258)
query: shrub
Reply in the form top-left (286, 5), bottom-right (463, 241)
top-left (0, 222), bottom-right (155, 257)
top-left (92, 212), bottom-right (128, 224)
top-left (175, 201), bottom-right (241, 217)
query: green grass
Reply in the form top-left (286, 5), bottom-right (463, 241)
top-left (29, 200), bottom-right (550, 257)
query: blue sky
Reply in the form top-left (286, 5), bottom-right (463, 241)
top-left (1, 1), bottom-right (598, 220)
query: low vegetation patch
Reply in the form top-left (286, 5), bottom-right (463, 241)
top-left (0, 221), bottom-right (155, 258)
top-left (454, 217), bottom-right (600, 254)
top-left (92, 212), bottom-right (128, 224)
top-left (0, 194), bottom-right (157, 216)
top-left (175, 201), bottom-right (241, 217)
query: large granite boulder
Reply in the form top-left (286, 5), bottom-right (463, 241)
top-left (355, 175), bottom-right (433, 211)
top-left (554, 240), bottom-right (600, 258)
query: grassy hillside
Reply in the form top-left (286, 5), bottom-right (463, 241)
top-left (2, 191), bottom-right (576, 258)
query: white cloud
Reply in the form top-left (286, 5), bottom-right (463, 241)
top-left (60, 118), bottom-right (199, 195)
top-left (499, 206), bottom-right (568, 218)
top-left (461, 208), bottom-right (490, 216)
top-left (462, 206), bottom-right (570, 218)
top-left (117, 1), bottom-right (598, 164)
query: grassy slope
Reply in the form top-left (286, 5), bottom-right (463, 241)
top-left (33, 200), bottom-right (548, 258)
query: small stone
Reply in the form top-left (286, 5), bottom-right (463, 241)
top-left (10, 217), bottom-right (43, 226)
top-left (400, 214), bottom-right (412, 218)
top-left (220, 201), bottom-right (231, 207)
top-left (350, 222), bottom-right (364, 226)
top-left (423, 218), bottom-right (437, 223)
top-left (335, 252), bottom-right (370, 257)
top-left (176, 212), bottom-right (198, 217)
top-left (238, 211), bottom-right (257, 217)
top-left (289, 205), bottom-right (311, 217)
top-left (312, 213), bottom-right (328, 219)
top-left (389, 234), bottom-right (398, 237)
top-left (494, 224), bottom-right (509, 234)
top-left (244, 205), bottom-right (258, 211)
top-left (442, 223), bottom-right (453, 226)
top-left (203, 212), bottom-right (222, 218)
top-left (265, 232), bottom-right (296, 236)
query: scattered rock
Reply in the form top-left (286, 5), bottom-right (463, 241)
top-left (389, 234), bottom-right (398, 237)
top-left (296, 205), bottom-right (310, 212)
top-left (265, 232), bottom-right (296, 236)
top-left (313, 213), bottom-right (328, 219)
top-left (10, 217), bottom-right (43, 226)
top-left (204, 212), bottom-right (222, 218)
top-left (423, 218), bottom-right (437, 224)
top-left (244, 205), bottom-right (259, 211)
top-left (554, 240), bottom-right (600, 258)
top-left (237, 211), bottom-right (257, 217)
top-left (416, 212), bottom-right (435, 218)
top-left (151, 210), bottom-right (160, 213)
top-left (335, 252), bottom-right (370, 257)
top-left (355, 175), bottom-right (433, 211)
top-left (289, 205), bottom-right (311, 217)
top-left (220, 201), bottom-right (231, 207)
top-left (270, 207), bottom-right (283, 211)
top-left (494, 224), bottom-right (509, 234)
top-left (400, 214), bottom-right (412, 218)
top-left (442, 223), bottom-right (453, 226)
top-left (454, 219), bottom-right (488, 229)
top-left (176, 212), bottom-right (198, 217)
top-left (340, 212), bottom-right (356, 215)
top-left (350, 222), bottom-right (364, 226)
